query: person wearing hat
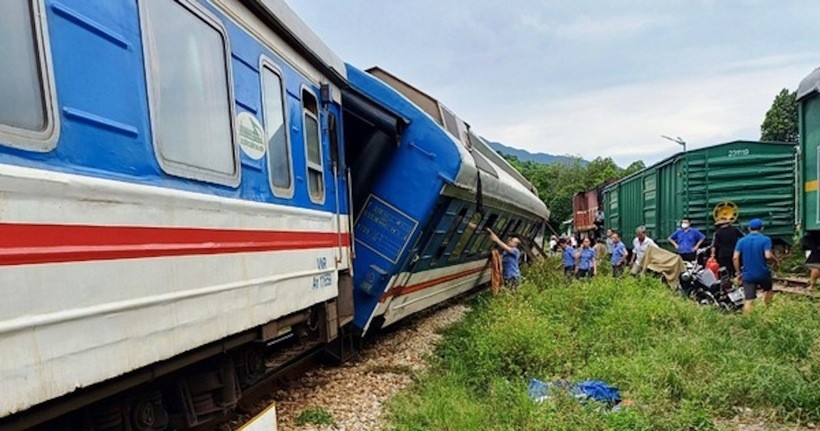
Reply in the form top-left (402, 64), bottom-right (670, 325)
top-left (733, 218), bottom-right (778, 313)
top-left (711, 218), bottom-right (744, 277)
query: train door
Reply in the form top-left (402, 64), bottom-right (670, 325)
top-left (340, 88), bottom-right (407, 219)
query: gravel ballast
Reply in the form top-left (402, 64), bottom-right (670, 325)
top-left (271, 303), bottom-right (470, 430)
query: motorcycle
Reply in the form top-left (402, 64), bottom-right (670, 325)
top-left (678, 248), bottom-right (745, 312)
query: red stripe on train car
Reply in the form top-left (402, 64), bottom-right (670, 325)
top-left (380, 266), bottom-right (487, 301)
top-left (0, 223), bottom-right (350, 266)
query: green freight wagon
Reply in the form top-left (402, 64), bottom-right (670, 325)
top-left (799, 69), bottom-right (820, 240)
top-left (603, 141), bottom-right (798, 248)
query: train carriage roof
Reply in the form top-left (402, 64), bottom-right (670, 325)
top-left (451, 129), bottom-right (551, 221)
top-left (798, 67), bottom-right (820, 101)
top-left (242, 0), bottom-right (347, 84)
top-left (352, 66), bottom-right (550, 221)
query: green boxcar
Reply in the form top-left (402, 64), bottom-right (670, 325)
top-left (604, 141), bottom-right (798, 248)
top-left (798, 68), bottom-right (820, 235)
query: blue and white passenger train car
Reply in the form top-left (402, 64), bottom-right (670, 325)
top-left (1, 0), bottom-right (549, 429)
top-left (342, 67), bottom-right (550, 333)
top-left (1, 0), bottom-right (352, 428)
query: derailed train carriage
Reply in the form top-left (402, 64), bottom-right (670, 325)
top-left (0, 0), bottom-right (548, 429)
top-left (344, 66), bottom-right (549, 333)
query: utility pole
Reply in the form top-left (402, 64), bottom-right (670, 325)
top-left (661, 135), bottom-right (688, 219)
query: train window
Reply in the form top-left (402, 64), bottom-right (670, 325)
top-left (433, 207), bottom-right (469, 265)
top-left (328, 113), bottom-right (340, 167)
top-left (491, 216), bottom-right (509, 238)
top-left (449, 212), bottom-right (483, 262)
top-left (0, 0), bottom-right (58, 151)
top-left (261, 63), bottom-right (293, 197)
top-left (475, 215), bottom-right (506, 256)
top-left (505, 219), bottom-right (522, 237)
top-left (302, 88), bottom-right (324, 202)
top-left (520, 221), bottom-right (532, 238)
top-left (467, 213), bottom-right (497, 256)
top-left (141, 0), bottom-right (238, 186)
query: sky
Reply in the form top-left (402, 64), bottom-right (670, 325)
top-left (284, 1), bottom-right (820, 166)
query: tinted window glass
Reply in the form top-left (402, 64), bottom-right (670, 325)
top-left (433, 207), bottom-right (468, 264)
top-left (449, 212), bottom-right (483, 262)
top-left (302, 90), bottom-right (323, 200)
top-left (144, 0), bottom-right (235, 177)
top-left (0, 1), bottom-right (46, 131)
top-left (305, 114), bottom-right (321, 165)
top-left (262, 67), bottom-right (291, 191)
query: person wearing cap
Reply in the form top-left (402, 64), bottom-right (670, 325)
top-left (733, 218), bottom-right (778, 313)
top-left (711, 218), bottom-right (744, 277)
top-left (668, 217), bottom-right (705, 262)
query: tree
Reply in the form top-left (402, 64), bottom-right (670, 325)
top-left (623, 160), bottom-right (646, 176)
top-left (760, 88), bottom-right (798, 142)
top-left (500, 153), bottom-right (644, 229)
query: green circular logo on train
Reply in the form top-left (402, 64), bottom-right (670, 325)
top-left (237, 112), bottom-right (266, 160)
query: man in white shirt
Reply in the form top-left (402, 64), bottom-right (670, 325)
top-left (630, 226), bottom-right (657, 275)
top-left (548, 235), bottom-right (558, 254)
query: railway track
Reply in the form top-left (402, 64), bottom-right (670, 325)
top-left (772, 276), bottom-right (816, 299)
top-left (220, 289), bottom-right (482, 430)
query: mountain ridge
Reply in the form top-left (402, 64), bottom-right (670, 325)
top-left (486, 141), bottom-right (585, 166)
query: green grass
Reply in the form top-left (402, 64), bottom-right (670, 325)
top-left (386, 259), bottom-right (820, 430)
top-left (296, 407), bottom-right (335, 426)
top-left (778, 242), bottom-right (810, 276)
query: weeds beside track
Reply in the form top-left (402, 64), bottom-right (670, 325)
top-left (387, 259), bottom-right (820, 430)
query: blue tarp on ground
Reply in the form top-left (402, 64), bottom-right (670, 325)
top-left (528, 378), bottom-right (621, 405)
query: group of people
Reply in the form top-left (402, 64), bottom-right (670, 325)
top-left (551, 227), bottom-right (651, 279)
top-left (667, 216), bottom-right (777, 312)
top-left (489, 214), bottom-right (781, 313)
top-left (543, 216), bottom-right (780, 312)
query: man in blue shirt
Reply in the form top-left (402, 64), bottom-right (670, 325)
top-left (559, 238), bottom-right (575, 279)
top-left (609, 231), bottom-right (628, 277)
top-left (487, 228), bottom-right (521, 289)
top-left (668, 217), bottom-right (705, 261)
top-left (733, 218), bottom-right (778, 313)
top-left (575, 237), bottom-right (597, 278)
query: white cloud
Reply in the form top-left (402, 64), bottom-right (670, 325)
top-left (521, 12), bottom-right (675, 40)
top-left (477, 59), bottom-right (815, 165)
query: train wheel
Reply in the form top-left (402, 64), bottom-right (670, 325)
top-left (129, 391), bottom-right (168, 431)
top-left (236, 345), bottom-right (267, 388)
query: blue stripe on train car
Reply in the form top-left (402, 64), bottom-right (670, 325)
top-left (344, 64), bottom-right (463, 331)
top-left (0, 0), bottom-right (347, 215)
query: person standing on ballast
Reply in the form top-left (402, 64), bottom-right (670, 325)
top-left (733, 218), bottom-right (778, 313)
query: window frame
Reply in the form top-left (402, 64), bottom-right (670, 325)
top-left (432, 205), bottom-right (468, 266)
top-left (301, 85), bottom-right (325, 204)
top-left (138, 0), bottom-right (240, 187)
top-left (436, 206), bottom-right (473, 266)
top-left (0, 0), bottom-right (60, 152)
top-left (448, 211), bottom-right (484, 263)
top-left (259, 57), bottom-right (294, 198)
